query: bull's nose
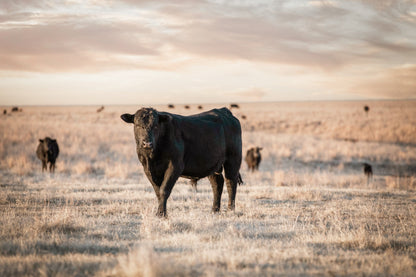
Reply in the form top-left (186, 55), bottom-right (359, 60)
top-left (142, 141), bottom-right (153, 149)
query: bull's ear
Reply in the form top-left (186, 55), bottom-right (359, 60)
top-left (159, 114), bottom-right (172, 123)
top-left (121, 113), bottom-right (135, 124)
top-left (39, 139), bottom-right (44, 143)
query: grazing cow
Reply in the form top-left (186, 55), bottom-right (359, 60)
top-left (97, 106), bottom-right (105, 113)
top-left (364, 105), bottom-right (369, 115)
top-left (121, 107), bottom-right (243, 217)
top-left (3, 109), bottom-right (6, 115)
top-left (230, 103), bottom-right (240, 109)
top-left (168, 104), bottom-right (175, 109)
top-left (36, 137), bottom-right (59, 172)
top-left (184, 105), bottom-right (190, 109)
top-left (198, 105), bottom-right (203, 110)
top-left (363, 163), bottom-right (373, 184)
top-left (245, 147), bottom-right (262, 171)
top-left (11, 107), bottom-right (19, 112)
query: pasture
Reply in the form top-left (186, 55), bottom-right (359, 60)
top-left (1, 101), bottom-right (415, 276)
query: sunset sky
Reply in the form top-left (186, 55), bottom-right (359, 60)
top-left (1, 0), bottom-right (415, 105)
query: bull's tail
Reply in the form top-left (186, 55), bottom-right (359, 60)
top-left (237, 173), bottom-right (243, 186)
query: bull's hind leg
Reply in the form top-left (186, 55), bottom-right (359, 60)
top-left (224, 162), bottom-right (240, 211)
top-left (208, 173), bottom-right (224, 212)
top-left (225, 178), bottom-right (237, 211)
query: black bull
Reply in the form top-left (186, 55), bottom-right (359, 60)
top-left (121, 107), bottom-right (243, 217)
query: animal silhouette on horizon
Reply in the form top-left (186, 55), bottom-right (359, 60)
top-left (363, 162), bottom-right (373, 185)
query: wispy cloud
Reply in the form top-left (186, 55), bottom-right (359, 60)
top-left (2, 0), bottom-right (414, 72)
top-left (0, 0), bottom-right (415, 103)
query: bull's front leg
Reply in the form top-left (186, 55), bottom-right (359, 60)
top-left (157, 162), bottom-right (183, 217)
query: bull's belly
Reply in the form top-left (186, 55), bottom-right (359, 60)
top-left (181, 160), bottom-right (223, 178)
top-left (180, 142), bottom-right (226, 178)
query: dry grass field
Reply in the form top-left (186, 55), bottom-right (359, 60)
top-left (1, 100), bottom-right (415, 276)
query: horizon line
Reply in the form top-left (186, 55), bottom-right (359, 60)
top-left (1, 98), bottom-right (415, 108)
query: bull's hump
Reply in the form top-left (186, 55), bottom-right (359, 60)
top-left (218, 107), bottom-right (232, 113)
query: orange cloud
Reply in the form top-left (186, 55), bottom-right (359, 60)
top-left (0, 0), bottom-right (415, 103)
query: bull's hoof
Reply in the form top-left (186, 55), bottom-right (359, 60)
top-left (156, 210), bottom-right (167, 218)
top-left (212, 207), bottom-right (220, 213)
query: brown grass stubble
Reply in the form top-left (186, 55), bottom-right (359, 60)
top-left (0, 101), bottom-right (415, 276)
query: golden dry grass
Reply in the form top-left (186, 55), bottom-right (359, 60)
top-left (0, 100), bottom-right (415, 276)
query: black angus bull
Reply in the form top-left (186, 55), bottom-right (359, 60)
top-left (121, 107), bottom-right (243, 217)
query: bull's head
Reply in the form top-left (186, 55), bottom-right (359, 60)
top-left (39, 137), bottom-right (56, 161)
top-left (121, 108), bottom-right (171, 153)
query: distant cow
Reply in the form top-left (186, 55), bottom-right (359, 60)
top-left (363, 163), bottom-right (373, 184)
top-left (36, 137), bottom-right (59, 172)
top-left (364, 105), bottom-right (370, 114)
top-left (230, 103), bottom-right (240, 109)
top-left (184, 105), bottom-right (190, 109)
top-left (97, 106), bottom-right (104, 113)
top-left (121, 107), bottom-right (243, 217)
top-left (245, 147), bottom-right (262, 171)
top-left (168, 104), bottom-right (175, 109)
top-left (198, 105), bottom-right (203, 110)
top-left (3, 109), bottom-right (6, 115)
top-left (11, 107), bottom-right (19, 112)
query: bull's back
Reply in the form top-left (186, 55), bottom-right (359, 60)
top-left (184, 108), bottom-right (241, 169)
top-left (187, 108), bottom-right (240, 132)
top-left (212, 108), bottom-right (242, 155)
top-left (171, 109), bottom-right (234, 177)
top-left (180, 108), bottom-right (240, 143)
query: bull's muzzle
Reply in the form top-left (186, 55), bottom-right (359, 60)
top-left (142, 141), bottom-right (153, 149)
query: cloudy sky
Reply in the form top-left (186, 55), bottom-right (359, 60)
top-left (0, 0), bottom-right (415, 105)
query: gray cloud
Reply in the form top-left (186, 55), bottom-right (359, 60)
top-left (0, 0), bottom-right (415, 76)
top-left (0, 14), bottom-right (161, 71)
top-left (0, 0), bottom-right (52, 12)
top-left (168, 14), bottom-right (345, 69)
top-left (151, 2), bottom-right (348, 69)
top-left (153, 0), bottom-right (416, 70)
